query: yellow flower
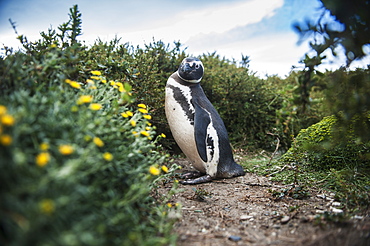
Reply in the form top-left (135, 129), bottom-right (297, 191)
top-left (58, 144), bottom-right (74, 155)
top-left (40, 142), bottom-right (50, 151)
top-left (86, 79), bottom-right (94, 84)
top-left (39, 199), bottom-right (55, 215)
top-left (149, 166), bottom-right (160, 175)
top-left (69, 81), bottom-right (81, 89)
top-left (90, 76), bottom-right (101, 80)
top-left (118, 86), bottom-right (125, 92)
top-left (93, 137), bottom-right (104, 147)
top-left (138, 104), bottom-right (146, 108)
top-left (0, 105), bottom-right (7, 115)
top-left (143, 114), bottom-right (152, 120)
top-left (36, 152), bottom-right (50, 167)
top-left (101, 79), bottom-right (107, 84)
top-left (132, 131), bottom-right (139, 136)
top-left (145, 127), bottom-right (151, 131)
top-left (161, 165), bottom-right (168, 173)
top-left (140, 131), bottom-right (150, 137)
top-left (1, 114), bottom-right (15, 126)
top-left (167, 203), bottom-right (172, 208)
top-left (126, 111), bottom-right (133, 117)
top-left (160, 133), bottom-right (166, 138)
top-left (0, 134), bottom-right (12, 146)
top-left (50, 43), bottom-right (57, 48)
top-left (121, 112), bottom-right (129, 118)
top-left (130, 120), bottom-right (136, 127)
top-left (138, 108), bottom-right (148, 114)
top-left (103, 152), bottom-right (113, 161)
top-left (77, 95), bottom-right (93, 105)
top-left (65, 79), bottom-right (72, 84)
top-left (91, 70), bottom-right (101, 76)
top-left (89, 103), bottom-right (102, 111)
top-left (110, 81), bottom-right (116, 86)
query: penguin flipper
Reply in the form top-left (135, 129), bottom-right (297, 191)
top-left (193, 103), bottom-right (210, 162)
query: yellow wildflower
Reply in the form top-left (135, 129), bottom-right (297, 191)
top-left (138, 104), bottom-right (146, 108)
top-left (93, 137), bottom-right (104, 147)
top-left (140, 131), bottom-right (150, 137)
top-left (65, 79), bottom-right (72, 84)
top-left (167, 203), bottom-right (172, 208)
top-left (86, 79), bottom-right (94, 84)
top-left (161, 165), bottom-right (168, 173)
top-left (50, 44), bottom-right (57, 48)
top-left (132, 131), bottom-right (139, 136)
top-left (116, 82), bottom-right (123, 87)
top-left (69, 81), bottom-right (81, 89)
top-left (160, 133), bottom-right (166, 138)
top-left (101, 79), bottom-right (107, 83)
top-left (1, 114), bottom-right (15, 126)
top-left (40, 142), bottom-right (50, 151)
top-left (90, 76), bottom-right (101, 80)
top-left (91, 70), bottom-right (101, 76)
top-left (36, 152), bottom-right (50, 167)
top-left (121, 112), bottom-right (129, 118)
top-left (110, 81), bottom-right (116, 86)
top-left (118, 86), bottom-right (125, 92)
top-left (145, 127), bottom-right (151, 131)
top-left (58, 144), bottom-right (74, 155)
top-left (130, 120), bottom-right (136, 127)
top-left (138, 108), bottom-right (148, 114)
top-left (0, 105), bottom-right (7, 115)
top-left (149, 166), bottom-right (160, 175)
top-left (77, 95), bottom-right (93, 105)
top-left (103, 152), bottom-right (113, 161)
top-left (0, 134), bottom-right (12, 146)
top-left (126, 111), bottom-right (133, 117)
top-left (39, 199), bottom-right (55, 215)
top-left (89, 103), bottom-right (102, 111)
top-left (143, 114), bottom-right (152, 120)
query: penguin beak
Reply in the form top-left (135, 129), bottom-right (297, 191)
top-left (182, 63), bottom-right (192, 73)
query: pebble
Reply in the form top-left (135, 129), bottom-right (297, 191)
top-left (240, 215), bottom-right (254, 220)
top-left (281, 215), bottom-right (290, 224)
top-left (331, 207), bottom-right (344, 214)
top-left (228, 235), bottom-right (242, 242)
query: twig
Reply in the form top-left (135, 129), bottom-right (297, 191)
top-left (267, 132), bottom-right (280, 165)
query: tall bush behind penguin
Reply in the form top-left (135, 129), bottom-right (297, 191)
top-left (165, 57), bottom-right (245, 184)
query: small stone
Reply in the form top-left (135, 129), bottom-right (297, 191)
top-left (332, 201), bottom-right (341, 207)
top-left (331, 207), bottom-right (344, 214)
top-left (228, 235), bottom-right (242, 242)
top-left (281, 215), bottom-right (290, 224)
top-left (240, 214), bottom-right (253, 220)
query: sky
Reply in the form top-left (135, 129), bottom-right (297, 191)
top-left (0, 0), bottom-right (369, 77)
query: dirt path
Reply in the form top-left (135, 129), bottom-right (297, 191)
top-left (158, 159), bottom-right (370, 246)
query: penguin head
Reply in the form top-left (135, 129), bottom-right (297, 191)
top-left (177, 57), bottom-right (204, 83)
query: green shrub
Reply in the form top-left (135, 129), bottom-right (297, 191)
top-left (0, 6), bottom-right (177, 246)
top-left (280, 115), bottom-right (370, 170)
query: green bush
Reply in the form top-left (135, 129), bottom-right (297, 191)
top-left (0, 6), bottom-right (177, 246)
top-left (280, 115), bottom-right (370, 170)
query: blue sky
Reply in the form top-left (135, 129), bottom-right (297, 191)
top-left (1, 0), bottom-right (368, 77)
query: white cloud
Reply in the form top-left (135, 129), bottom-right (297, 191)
top-left (120, 0), bottom-right (284, 45)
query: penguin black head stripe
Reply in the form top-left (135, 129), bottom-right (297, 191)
top-left (165, 57), bottom-right (245, 184)
top-left (177, 57), bottom-right (204, 83)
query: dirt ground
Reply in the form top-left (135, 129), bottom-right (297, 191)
top-left (158, 159), bottom-right (370, 246)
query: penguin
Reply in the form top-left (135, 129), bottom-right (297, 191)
top-left (165, 57), bottom-right (245, 184)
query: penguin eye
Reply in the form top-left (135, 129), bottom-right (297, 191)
top-left (195, 64), bottom-right (200, 69)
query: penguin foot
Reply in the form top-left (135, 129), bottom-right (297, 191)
top-left (180, 170), bottom-right (203, 179)
top-left (180, 174), bottom-right (213, 185)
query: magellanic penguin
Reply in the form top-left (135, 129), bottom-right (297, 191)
top-left (165, 57), bottom-right (245, 184)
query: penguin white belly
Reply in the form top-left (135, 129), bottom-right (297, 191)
top-left (165, 80), bottom-right (206, 173)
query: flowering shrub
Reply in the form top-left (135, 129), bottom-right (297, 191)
top-left (0, 6), bottom-right (177, 246)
